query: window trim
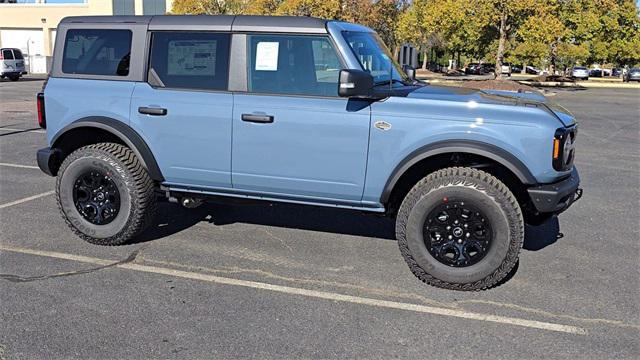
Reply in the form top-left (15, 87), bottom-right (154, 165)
top-left (145, 30), bottom-right (233, 93)
top-left (51, 23), bottom-right (148, 82)
top-left (60, 28), bottom-right (133, 77)
top-left (244, 33), bottom-right (347, 98)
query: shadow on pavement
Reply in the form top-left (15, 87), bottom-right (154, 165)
top-left (523, 216), bottom-right (561, 251)
top-left (136, 201), bottom-right (562, 253)
top-left (135, 201), bottom-right (396, 244)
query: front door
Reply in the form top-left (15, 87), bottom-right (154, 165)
top-left (130, 31), bottom-right (233, 189)
top-left (232, 35), bottom-right (371, 202)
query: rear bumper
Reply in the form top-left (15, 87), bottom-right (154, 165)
top-left (37, 147), bottom-right (62, 177)
top-left (527, 168), bottom-right (582, 214)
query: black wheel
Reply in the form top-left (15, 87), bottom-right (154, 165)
top-left (9, 75), bottom-right (19, 81)
top-left (56, 143), bottom-right (156, 245)
top-left (396, 167), bottom-right (523, 291)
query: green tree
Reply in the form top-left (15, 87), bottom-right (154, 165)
top-left (170, 0), bottom-right (246, 14)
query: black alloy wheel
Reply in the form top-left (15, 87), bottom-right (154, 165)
top-left (72, 170), bottom-right (121, 225)
top-left (424, 200), bottom-right (492, 267)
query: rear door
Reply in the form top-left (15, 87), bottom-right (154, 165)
top-left (231, 34), bottom-right (371, 202)
top-left (130, 31), bottom-right (234, 189)
top-left (12, 49), bottom-right (25, 73)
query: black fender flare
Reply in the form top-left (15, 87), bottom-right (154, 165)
top-left (380, 140), bottom-right (537, 204)
top-left (51, 116), bottom-right (164, 182)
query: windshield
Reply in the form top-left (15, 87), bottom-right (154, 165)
top-left (342, 31), bottom-right (408, 85)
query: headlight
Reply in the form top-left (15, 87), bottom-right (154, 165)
top-left (553, 127), bottom-right (577, 171)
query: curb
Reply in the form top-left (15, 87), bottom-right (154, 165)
top-left (518, 81), bottom-right (640, 89)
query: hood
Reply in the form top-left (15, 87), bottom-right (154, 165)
top-left (405, 85), bottom-right (575, 127)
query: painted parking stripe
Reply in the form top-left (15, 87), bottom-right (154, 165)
top-left (0, 163), bottom-right (40, 170)
top-left (0, 127), bottom-right (45, 133)
top-left (0, 191), bottom-right (54, 209)
top-left (0, 245), bottom-right (587, 335)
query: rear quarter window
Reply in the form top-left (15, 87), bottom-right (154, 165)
top-left (62, 29), bottom-right (132, 76)
top-left (13, 49), bottom-right (24, 60)
top-left (2, 49), bottom-right (14, 60)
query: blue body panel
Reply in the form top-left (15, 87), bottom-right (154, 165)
top-left (44, 77), bottom-right (135, 145)
top-left (362, 87), bottom-right (571, 204)
top-left (232, 94), bottom-right (370, 202)
top-left (129, 83), bottom-right (233, 188)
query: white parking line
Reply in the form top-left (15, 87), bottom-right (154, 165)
top-left (0, 245), bottom-right (587, 335)
top-left (0, 127), bottom-right (45, 133)
top-left (0, 163), bottom-right (40, 170)
top-left (0, 191), bottom-right (54, 209)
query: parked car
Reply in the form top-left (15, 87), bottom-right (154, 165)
top-left (589, 68), bottom-right (610, 77)
top-left (611, 68), bottom-right (622, 77)
top-left (500, 62), bottom-right (512, 76)
top-left (37, 15), bottom-right (581, 291)
top-left (0, 47), bottom-right (27, 81)
top-left (570, 66), bottom-right (589, 80)
top-left (624, 67), bottom-right (640, 82)
top-left (479, 63), bottom-right (495, 74)
top-left (465, 63), bottom-right (481, 75)
top-left (525, 66), bottom-right (541, 74)
top-left (511, 65), bottom-right (523, 73)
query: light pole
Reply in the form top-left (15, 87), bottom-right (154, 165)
top-left (26, 37), bottom-right (32, 73)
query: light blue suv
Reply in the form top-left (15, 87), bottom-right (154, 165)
top-left (36, 15), bottom-right (581, 290)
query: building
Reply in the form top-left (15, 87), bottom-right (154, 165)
top-left (0, 0), bottom-right (173, 73)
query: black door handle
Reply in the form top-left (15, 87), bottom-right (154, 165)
top-left (241, 114), bottom-right (274, 123)
top-left (138, 107), bottom-right (167, 116)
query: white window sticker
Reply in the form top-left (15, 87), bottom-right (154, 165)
top-left (255, 42), bottom-right (279, 71)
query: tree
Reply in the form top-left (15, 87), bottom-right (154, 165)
top-left (275, 0), bottom-right (342, 18)
top-left (170, 0), bottom-right (246, 14)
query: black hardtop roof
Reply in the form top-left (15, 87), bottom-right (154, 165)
top-left (60, 15), bottom-right (329, 33)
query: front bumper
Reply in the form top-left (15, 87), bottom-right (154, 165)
top-left (527, 168), bottom-right (582, 214)
top-left (37, 147), bottom-right (62, 176)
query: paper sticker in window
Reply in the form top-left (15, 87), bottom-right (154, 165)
top-left (167, 40), bottom-right (217, 76)
top-left (255, 42), bottom-right (279, 71)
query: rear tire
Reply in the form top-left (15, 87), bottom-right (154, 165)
top-left (395, 167), bottom-right (524, 291)
top-left (9, 75), bottom-right (19, 81)
top-left (56, 143), bottom-right (156, 245)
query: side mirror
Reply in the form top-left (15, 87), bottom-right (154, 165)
top-left (338, 69), bottom-right (374, 98)
top-left (403, 65), bottom-right (416, 80)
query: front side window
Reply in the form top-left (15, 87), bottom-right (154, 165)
top-left (13, 49), bottom-right (24, 60)
top-left (62, 29), bottom-right (132, 76)
top-left (342, 31), bottom-right (407, 85)
top-left (247, 35), bottom-right (342, 97)
top-left (149, 32), bottom-right (231, 91)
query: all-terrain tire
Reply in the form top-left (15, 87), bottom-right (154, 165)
top-left (56, 143), bottom-right (156, 245)
top-left (395, 167), bottom-right (524, 291)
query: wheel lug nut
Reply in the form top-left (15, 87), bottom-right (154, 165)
top-left (464, 224), bottom-right (468, 228)
top-left (466, 233), bottom-right (471, 238)
top-left (457, 239), bottom-right (463, 244)
top-left (448, 235), bottom-right (453, 240)
top-left (446, 226), bottom-right (451, 230)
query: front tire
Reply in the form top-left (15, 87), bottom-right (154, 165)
top-left (56, 143), bottom-right (156, 245)
top-left (9, 75), bottom-right (19, 81)
top-left (396, 167), bottom-right (524, 291)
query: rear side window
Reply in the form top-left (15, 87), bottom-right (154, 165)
top-left (62, 29), bottom-right (132, 76)
top-left (148, 32), bottom-right (231, 91)
top-left (2, 49), bottom-right (14, 60)
top-left (13, 49), bottom-right (24, 60)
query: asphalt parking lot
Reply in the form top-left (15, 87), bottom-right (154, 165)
top-left (1, 76), bottom-right (639, 359)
